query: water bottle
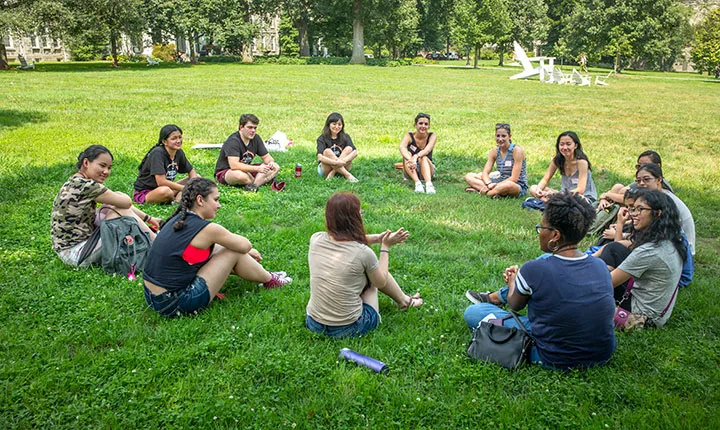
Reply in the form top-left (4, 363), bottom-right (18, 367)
top-left (295, 163), bottom-right (302, 178)
top-left (339, 348), bottom-right (388, 374)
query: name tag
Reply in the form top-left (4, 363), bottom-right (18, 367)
top-left (571, 177), bottom-right (579, 185)
top-left (504, 160), bottom-right (512, 167)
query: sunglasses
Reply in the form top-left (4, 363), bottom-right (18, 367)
top-left (417, 113), bottom-right (431, 120)
top-left (496, 123), bottom-right (511, 130)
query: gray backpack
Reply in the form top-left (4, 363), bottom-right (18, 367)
top-left (99, 213), bottom-right (151, 277)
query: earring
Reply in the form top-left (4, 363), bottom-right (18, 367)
top-left (548, 239), bottom-right (560, 253)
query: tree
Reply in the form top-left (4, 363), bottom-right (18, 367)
top-left (366, 0), bottom-right (420, 58)
top-left (279, 13), bottom-right (299, 56)
top-left (0, 0), bottom-right (67, 69)
top-left (692, 7), bottom-right (720, 74)
top-left (451, 0), bottom-right (505, 68)
top-left (500, 0), bottom-right (548, 65)
top-left (350, 0), bottom-right (366, 63)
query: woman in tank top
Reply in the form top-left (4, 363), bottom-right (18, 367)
top-left (399, 113), bottom-right (437, 194)
top-left (143, 178), bottom-right (292, 317)
top-left (464, 123), bottom-right (528, 197)
top-left (530, 131), bottom-right (597, 203)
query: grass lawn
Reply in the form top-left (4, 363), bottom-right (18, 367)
top-left (1, 61), bottom-right (719, 428)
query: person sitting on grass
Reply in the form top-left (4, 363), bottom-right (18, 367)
top-left (464, 191), bottom-right (616, 370)
top-left (316, 112), bottom-right (359, 183)
top-left (51, 145), bottom-right (160, 267)
top-left (529, 131), bottom-right (597, 203)
top-left (597, 150), bottom-right (673, 211)
top-left (133, 124), bottom-right (199, 204)
top-left (214, 113), bottom-right (279, 192)
top-left (464, 123), bottom-right (528, 198)
top-left (305, 192), bottom-right (423, 338)
top-left (633, 163), bottom-right (694, 255)
top-left (143, 178), bottom-right (292, 317)
top-left (400, 113), bottom-right (437, 194)
top-left (599, 189), bottom-right (686, 328)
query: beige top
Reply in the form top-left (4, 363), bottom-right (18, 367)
top-left (306, 232), bottom-right (379, 326)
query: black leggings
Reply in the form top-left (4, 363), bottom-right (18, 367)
top-left (601, 242), bottom-right (633, 310)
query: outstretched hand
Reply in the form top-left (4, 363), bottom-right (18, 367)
top-left (380, 228), bottom-right (409, 247)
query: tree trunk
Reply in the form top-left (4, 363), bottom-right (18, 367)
top-left (299, 13), bottom-right (310, 56)
top-left (0, 41), bottom-right (8, 70)
top-left (465, 47), bottom-right (470, 66)
top-left (473, 45), bottom-right (479, 69)
top-left (498, 45), bottom-right (505, 67)
top-left (110, 32), bottom-right (119, 67)
top-left (349, 0), bottom-right (365, 64)
top-left (242, 42), bottom-right (253, 63)
top-left (188, 32), bottom-right (197, 63)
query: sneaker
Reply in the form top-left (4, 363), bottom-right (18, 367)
top-left (262, 272), bottom-right (292, 289)
top-left (465, 290), bottom-right (492, 304)
top-left (244, 184), bottom-right (259, 192)
top-left (414, 182), bottom-right (424, 193)
top-left (425, 183), bottom-right (436, 194)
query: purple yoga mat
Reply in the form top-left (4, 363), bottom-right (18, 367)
top-left (339, 348), bottom-right (389, 374)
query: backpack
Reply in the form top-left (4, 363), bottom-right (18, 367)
top-left (99, 214), bottom-right (151, 277)
top-left (587, 202), bottom-right (620, 237)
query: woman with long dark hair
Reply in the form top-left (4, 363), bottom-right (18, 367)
top-left (316, 113), bottom-right (359, 182)
top-left (465, 192), bottom-right (616, 369)
top-left (305, 192), bottom-right (423, 337)
top-left (143, 178), bottom-right (291, 317)
top-left (529, 131), bottom-right (597, 203)
top-left (51, 145), bottom-right (159, 267)
top-left (133, 124), bottom-right (199, 204)
top-left (400, 113), bottom-right (438, 194)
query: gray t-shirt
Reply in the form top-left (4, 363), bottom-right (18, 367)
top-left (619, 240), bottom-right (682, 327)
top-left (561, 169), bottom-right (597, 202)
top-left (306, 232), bottom-right (379, 326)
top-left (665, 191), bottom-right (695, 255)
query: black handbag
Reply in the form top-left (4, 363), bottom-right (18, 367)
top-left (467, 311), bottom-right (535, 369)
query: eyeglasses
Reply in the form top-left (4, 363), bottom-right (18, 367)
top-left (628, 206), bottom-right (653, 215)
top-left (635, 176), bottom-right (657, 184)
top-left (535, 224), bottom-right (556, 234)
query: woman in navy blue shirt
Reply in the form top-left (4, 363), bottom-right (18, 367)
top-left (465, 192), bottom-right (616, 369)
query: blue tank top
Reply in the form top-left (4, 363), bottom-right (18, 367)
top-left (495, 142), bottom-right (527, 189)
top-left (143, 211), bottom-right (214, 291)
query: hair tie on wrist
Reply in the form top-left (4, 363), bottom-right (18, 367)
top-left (380, 249), bottom-right (389, 254)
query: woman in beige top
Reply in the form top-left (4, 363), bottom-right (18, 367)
top-left (305, 192), bottom-right (423, 338)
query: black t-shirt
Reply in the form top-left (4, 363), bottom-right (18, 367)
top-left (406, 132), bottom-right (434, 161)
top-left (316, 134), bottom-right (356, 157)
top-left (214, 131), bottom-right (268, 174)
top-left (134, 146), bottom-right (193, 191)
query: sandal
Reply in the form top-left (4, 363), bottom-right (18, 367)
top-left (464, 187), bottom-right (479, 193)
top-left (399, 293), bottom-right (423, 311)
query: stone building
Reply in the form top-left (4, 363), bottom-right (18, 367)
top-left (2, 33), bottom-right (69, 63)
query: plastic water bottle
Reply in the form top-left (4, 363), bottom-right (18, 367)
top-left (295, 163), bottom-right (302, 178)
top-left (339, 348), bottom-right (388, 374)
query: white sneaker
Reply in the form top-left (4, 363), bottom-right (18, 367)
top-left (414, 182), bottom-right (424, 193)
top-left (425, 183), bottom-right (436, 194)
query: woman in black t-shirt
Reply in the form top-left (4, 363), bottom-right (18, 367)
top-left (133, 124), bottom-right (199, 204)
top-left (316, 112), bottom-right (359, 182)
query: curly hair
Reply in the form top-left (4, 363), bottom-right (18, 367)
top-left (166, 177), bottom-right (217, 231)
top-left (630, 190), bottom-right (687, 261)
top-left (544, 191), bottom-right (596, 245)
top-left (76, 145), bottom-right (113, 170)
top-left (553, 131), bottom-right (592, 175)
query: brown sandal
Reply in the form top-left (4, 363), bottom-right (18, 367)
top-left (465, 187), bottom-right (479, 193)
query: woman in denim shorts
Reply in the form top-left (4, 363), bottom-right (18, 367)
top-left (305, 193), bottom-right (423, 338)
top-left (143, 178), bottom-right (292, 317)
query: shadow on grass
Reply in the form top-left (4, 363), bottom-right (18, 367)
top-left (0, 109), bottom-right (47, 129)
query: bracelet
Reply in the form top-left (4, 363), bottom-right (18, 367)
top-left (143, 214), bottom-right (150, 222)
top-left (380, 249), bottom-right (389, 254)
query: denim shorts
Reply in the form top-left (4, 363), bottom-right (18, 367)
top-left (491, 177), bottom-right (528, 197)
top-left (305, 303), bottom-right (380, 338)
top-left (144, 276), bottom-right (211, 317)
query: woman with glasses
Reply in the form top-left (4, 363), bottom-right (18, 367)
top-left (529, 131), bottom-right (597, 203)
top-left (463, 123), bottom-right (528, 197)
top-left (600, 189), bottom-right (687, 328)
top-left (597, 150), bottom-right (673, 211)
top-left (464, 192), bottom-right (616, 369)
top-left (633, 163), bottom-right (694, 255)
top-left (306, 192), bottom-right (423, 338)
top-left (399, 113), bottom-right (437, 194)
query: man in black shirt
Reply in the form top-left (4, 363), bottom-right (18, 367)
top-left (214, 114), bottom-right (279, 192)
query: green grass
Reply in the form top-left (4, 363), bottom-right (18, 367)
top-left (1, 61), bottom-right (719, 428)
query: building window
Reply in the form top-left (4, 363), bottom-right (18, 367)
top-left (54, 38), bottom-right (62, 49)
top-left (31, 35), bottom-right (40, 49)
top-left (3, 34), bottom-right (13, 48)
top-left (43, 36), bottom-right (51, 49)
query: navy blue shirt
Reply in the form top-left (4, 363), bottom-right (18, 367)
top-left (143, 212), bottom-right (213, 291)
top-left (515, 254), bottom-right (616, 369)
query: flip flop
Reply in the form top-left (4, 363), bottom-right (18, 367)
top-left (465, 187), bottom-right (479, 193)
top-left (271, 179), bottom-right (286, 192)
top-left (215, 293), bottom-right (226, 300)
top-left (394, 162), bottom-right (404, 170)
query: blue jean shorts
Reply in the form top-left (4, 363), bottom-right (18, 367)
top-left (305, 303), bottom-right (380, 338)
top-left (490, 177), bottom-right (528, 197)
top-left (144, 276), bottom-right (211, 317)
